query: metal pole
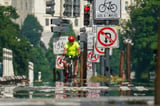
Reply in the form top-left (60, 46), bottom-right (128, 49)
top-left (100, 56), bottom-right (105, 76)
top-left (120, 51), bottom-right (124, 77)
top-left (80, 44), bottom-right (84, 87)
top-left (105, 20), bottom-right (110, 79)
top-left (92, 62), bottom-right (96, 76)
top-left (60, 70), bottom-right (64, 82)
top-left (53, 67), bottom-right (56, 81)
top-left (126, 42), bottom-right (131, 96)
top-left (119, 51), bottom-right (124, 96)
top-left (105, 48), bottom-right (110, 78)
top-left (126, 43), bottom-right (131, 83)
top-left (100, 56), bottom-right (105, 86)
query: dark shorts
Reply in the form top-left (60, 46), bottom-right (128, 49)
top-left (64, 55), bottom-right (79, 62)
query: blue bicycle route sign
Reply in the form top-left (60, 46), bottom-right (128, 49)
top-left (94, 0), bottom-right (121, 19)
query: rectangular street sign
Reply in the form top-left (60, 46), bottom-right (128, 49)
top-left (94, 0), bottom-right (121, 19)
top-left (53, 36), bottom-right (68, 54)
top-left (87, 32), bottom-right (96, 49)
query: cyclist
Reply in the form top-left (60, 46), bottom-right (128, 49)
top-left (63, 35), bottom-right (80, 82)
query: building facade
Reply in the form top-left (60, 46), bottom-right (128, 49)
top-left (0, 0), bottom-right (134, 48)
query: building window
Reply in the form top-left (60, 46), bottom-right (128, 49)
top-left (125, 1), bottom-right (128, 11)
top-left (4, 2), bottom-right (8, 5)
top-left (75, 19), bottom-right (78, 26)
top-left (26, 2), bottom-right (28, 10)
top-left (45, 18), bottom-right (49, 26)
top-left (21, 1), bottom-right (23, 10)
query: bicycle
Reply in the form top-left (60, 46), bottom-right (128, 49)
top-left (67, 56), bottom-right (74, 81)
top-left (99, 0), bottom-right (117, 13)
top-left (62, 55), bottom-right (75, 85)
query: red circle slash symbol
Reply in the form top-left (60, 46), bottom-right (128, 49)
top-left (95, 42), bottom-right (105, 55)
top-left (97, 27), bottom-right (117, 47)
top-left (56, 56), bottom-right (64, 69)
top-left (87, 63), bottom-right (92, 72)
top-left (88, 51), bottom-right (99, 62)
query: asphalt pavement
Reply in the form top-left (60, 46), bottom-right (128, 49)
top-left (0, 97), bottom-right (154, 106)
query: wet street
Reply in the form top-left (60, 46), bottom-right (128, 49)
top-left (0, 97), bottom-right (154, 106)
top-left (0, 80), bottom-right (154, 106)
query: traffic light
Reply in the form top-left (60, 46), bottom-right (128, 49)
top-left (73, 0), bottom-right (80, 17)
top-left (84, 5), bottom-right (90, 26)
top-left (63, 0), bottom-right (72, 17)
top-left (46, 0), bottom-right (55, 16)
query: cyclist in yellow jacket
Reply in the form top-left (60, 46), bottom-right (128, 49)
top-left (63, 35), bottom-right (80, 82)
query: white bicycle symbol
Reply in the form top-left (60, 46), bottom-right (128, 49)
top-left (99, 0), bottom-right (117, 13)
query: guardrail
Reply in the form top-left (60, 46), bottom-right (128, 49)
top-left (0, 75), bottom-right (28, 85)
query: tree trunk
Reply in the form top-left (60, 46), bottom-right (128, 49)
top-left (155, 16), bottom-right (160, 105)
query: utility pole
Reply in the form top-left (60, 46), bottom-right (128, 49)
top-left (124, 38), bottom-right (133, 96)
top-left (79, 28), bottom-right (87, 97)
top-left (126, 42), bottom-right (131, 83)
top-left (119, 51), bottom-right (124, 96)
top-left (79, 28), bottom-right (87, 87)
top-left (155, 16), bottom-right (160, 105)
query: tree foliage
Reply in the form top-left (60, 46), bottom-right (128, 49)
top-left (21, 15), bottom-right (43, 46)
top-left (120, 0), bottom-right (160, 81)
top-left (0, 6), bottom-right (32, 75)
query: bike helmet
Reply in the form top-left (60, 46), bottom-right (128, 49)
top-left (68, 35), bottom-right (75, 42)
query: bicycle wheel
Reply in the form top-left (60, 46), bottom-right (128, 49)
top-left (99, 4), bottom-right (106, 12)
top-left (110, 4), bottom-right (117, 12)
top-left (68, 64), bottom-right (72, 79)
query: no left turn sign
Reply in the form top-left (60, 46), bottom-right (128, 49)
top-left (87, 62), bottom-right (93, 72)
top-left (96, 26), bottom-right (119, 48)
top-left (56, 56), bottom-right (64, 69)
top-left (88, 51), bottom-right (100, 62)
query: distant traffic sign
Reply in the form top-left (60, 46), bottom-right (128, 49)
top-left (53, 36), bottom-right (68, 54)
top-left (87, 32), bottom-right (96, 49)
top-left (88, 51), bottom-right (100, 62)
top-left (94, 0), bottom-right (121, 19)
top-left (87, 62), bottom-right (93, 72)
top-left (56, 56), bottom-right (64, 69)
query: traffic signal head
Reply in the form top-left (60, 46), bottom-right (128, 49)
top-left (84, 5), bottom-right (90, 26)
top-left (46, 0), bottom-right (55, 16)
top-left (84, 5), bottom-right (90, 12)
top-left (73, 0), bottom-right (80, 17)
top-left (63, 0), bottom-right (72, 17)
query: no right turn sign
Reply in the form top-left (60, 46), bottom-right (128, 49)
top-left (96, 26), bottom-right (119, 48)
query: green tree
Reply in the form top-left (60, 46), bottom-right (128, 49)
top-left (0, 6), bottom-right (32, 75)
top-left (21, 15), bottom-right (43, 46)
top-left (120, 0), bottom-right (160, 82)
top-left (29, 46), bottom-right (52, 81)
